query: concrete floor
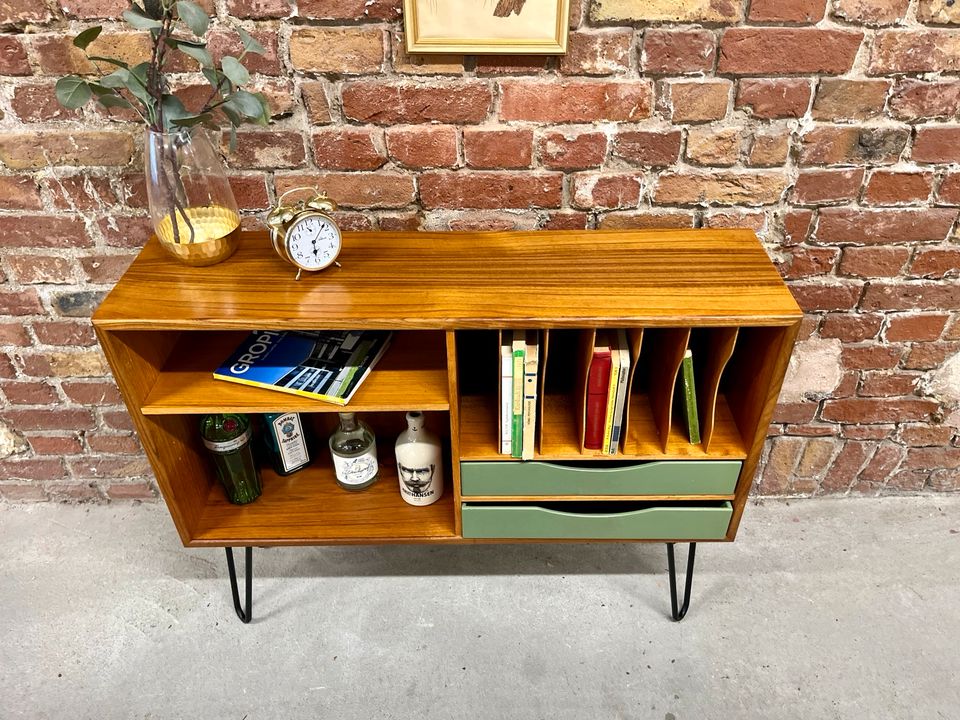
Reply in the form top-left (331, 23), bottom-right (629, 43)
top-left (0, 498), bottom-right (957, 720)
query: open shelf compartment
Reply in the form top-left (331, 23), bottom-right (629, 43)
top-left (144, 410), bottom-right (458, 546)
top-left (140, 329), bottom-right (450, 415)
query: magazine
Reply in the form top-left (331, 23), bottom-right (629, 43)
top-left (213, 330), bottom-right (393, 406)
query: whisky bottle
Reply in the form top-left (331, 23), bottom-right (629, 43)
top-left (262, 412), bottom-right (312, 476)
top-left (329, 412), bottom-right (379, 491)
top-left (201, 413), bottom-right (262, 504)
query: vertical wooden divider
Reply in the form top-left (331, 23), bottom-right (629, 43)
top-left (645, 327), bottom-right (691, 453)
top-left (574, 329), bottom-right (597, 453)
top-left (445, 331), bottom-right (462, 536)
top-left (696, 327), bottom-right (740, 453)
top-left (536, 329), bottom-right (550, 455)
top-left (618, 328), bottom-right (645, 453)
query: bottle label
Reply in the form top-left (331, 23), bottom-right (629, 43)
top-left (270, 413), bottom-right (309, 473)
top-left (203, 427), bottom-right (252, 454)
top-left (332, 442), bottom-right (378, 487)
top-left (396, 443), bottom-right (443, 506)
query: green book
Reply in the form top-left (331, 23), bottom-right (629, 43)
top-left (681, 349), bottom-right (701, 445)
top-left (511, 331), bottom-right (525, 459)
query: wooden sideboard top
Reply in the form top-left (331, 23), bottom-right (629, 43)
top-left (92, 229), bottom-right (802, 330)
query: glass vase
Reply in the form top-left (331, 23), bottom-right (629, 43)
top-left (144, 127), bottom-right (241, 266)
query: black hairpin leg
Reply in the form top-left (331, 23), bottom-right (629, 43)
top-left (666, 542), bottom-right (696, 622)
top-left (225, 547), bottom-right (253, 624)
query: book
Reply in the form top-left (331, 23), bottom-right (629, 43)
top-left (609, 329), bottom-right (631, 454)
top-left (584, 334), bottom-right (612, 450)
top-left (499, 336), bottom-right (513, 456)
top-left (213, 330), bottom-right (392, 406)
top-left (522, 331), bottom-right (539, 461)
top-left (681, 348), bottom-right (701, 445)
top-left (602, 335), bottom-right (621, 455)
top-left (511, 331), bottom-right (525, 459)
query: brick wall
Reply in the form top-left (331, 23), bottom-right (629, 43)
top-left (0, 0), bottom-right (958, 501)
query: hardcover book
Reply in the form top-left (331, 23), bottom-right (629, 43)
top-left (584, 334), bottom-right (612, 451)
top-left (213, 330), bottom-right (392, 406)
top-left (522, 331), bottom-right (539, 461)
top-left (511, 331), bottom-right (525, 459)
top-left (499, 336), bottom-right (513, 456)
top-left (609, 329), bottom-right (631, 454)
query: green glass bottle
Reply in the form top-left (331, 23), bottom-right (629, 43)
top-left (201, 413), bottom-right (262, 504)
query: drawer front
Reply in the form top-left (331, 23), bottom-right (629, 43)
top-left (461, 502), bottom-right (733, 540)
top-left (460, 460), bottom-right (741, 497)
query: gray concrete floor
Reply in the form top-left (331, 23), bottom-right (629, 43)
top-left (0, 498), bottom-right (958, 720)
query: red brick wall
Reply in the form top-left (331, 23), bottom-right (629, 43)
top-left (0, 0), bottom-right (958, 501)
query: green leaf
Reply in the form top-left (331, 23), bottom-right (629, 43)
top-left (72, 26), bottom-right (102, 51)
top-left (98, 69), bottom-right (130, 89)
top-left (178, 43), bottom-right (214, 68)
top-left (122, 7), bottom-right (163, 29)
top-left (228, 125), bottom-right (238, 153)
top-left (97, 94), bottom-right (133, 109)
top-left (201, 67), bottom-right (222, 89)
top-left (236, 27), bottom-right (266, 55)
top-left (175, 0), bottom-right (209, 37)
top-left (124, 64), bottom-right (153, 107)
top-left (55, 76), bottom-right (92, 109)
top-left (87, 56), bottom-right (129, 69)
top-left (220, 102), bottom-right (242, 127)
top-left (171, 112), bottom-right (213, 127)
top-left (161, 94), bottom-right (191, 124)
top-left (229, 89), bottom-right (265, 119)
top-left (220, 56), bottom-right (249, 86)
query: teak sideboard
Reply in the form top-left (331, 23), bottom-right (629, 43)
top-left (92, 229), bottom-right (802, 622)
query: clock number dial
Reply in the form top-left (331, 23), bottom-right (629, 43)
top-left (285, 214), bottom-right (342, 271)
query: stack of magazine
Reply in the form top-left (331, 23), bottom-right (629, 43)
top-left (213, 330), bottom-right (392, 406)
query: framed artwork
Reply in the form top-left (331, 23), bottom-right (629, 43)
top-left (403, 0), bottom-right (571, 55)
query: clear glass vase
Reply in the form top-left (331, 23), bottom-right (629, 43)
top-left (144, 127), bottom-right (241, 266)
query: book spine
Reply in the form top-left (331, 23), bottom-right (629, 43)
top-left (610, 332), bottom-right (631, 454)
top-left (682, 350), bottom-right (701, 445)
top-left (602, 351), bottom-right (619, 455)
top-left (500, 347), bottom-right (512, 455)
top-left (522, 335), bottom-right (537, 461)
top-left (584, 351), bottom-right (611, 450)
top-left (511, 338), bottom-right (524, 459)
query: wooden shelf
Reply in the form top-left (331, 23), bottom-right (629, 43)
top-left (460, 393), bottom-right (746, 461)
top-left (142, 330), bottom-right (449, 415)
top-left (189, 454), bottom-right (457, 546)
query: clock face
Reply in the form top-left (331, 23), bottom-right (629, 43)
top-left (286, 214), bottom-right (341, 271)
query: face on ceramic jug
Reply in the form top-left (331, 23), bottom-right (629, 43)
top-left (399, 462), bottom-right (435, 495)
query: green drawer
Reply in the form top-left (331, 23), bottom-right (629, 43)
top-left (460, 460), bottom-right (741, 496)
top-left (461, 502), bottom-right (733, 540)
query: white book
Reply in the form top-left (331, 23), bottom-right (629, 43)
top-left (522, 331), bottom-right (539, 461)
top-left (500, 337), bottom-right (513, 455)
top-left (610, 329), bottom-right (631, 454)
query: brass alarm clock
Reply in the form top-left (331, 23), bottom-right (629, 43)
top-left (265, 187), bottom-right (342, 280)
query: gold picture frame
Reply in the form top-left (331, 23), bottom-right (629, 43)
top-left (403, 0), bottom-right (570, 55)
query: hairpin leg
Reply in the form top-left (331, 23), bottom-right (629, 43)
top-left (666, 542), bottom-right (696, 622)
top-left (225, 547), bottom-right (253, 624)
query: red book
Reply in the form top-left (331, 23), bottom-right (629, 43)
top-left (584, 336), bottom-right (612, 450)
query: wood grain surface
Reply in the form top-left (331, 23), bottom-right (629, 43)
top-left (93, 230), bottom-right (802, 330)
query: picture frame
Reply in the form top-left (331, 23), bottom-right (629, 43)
top-left (403, 0), bottom-right (571, 55)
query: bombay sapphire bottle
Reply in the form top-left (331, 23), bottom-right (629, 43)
top-left (262, 412), bottom-right (312, 476)
top-left (329, 412), bottom-right (379, 491)
top-left (200, 413), bottom-right (262, 504)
